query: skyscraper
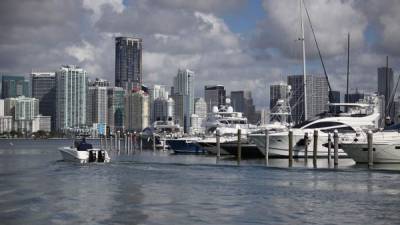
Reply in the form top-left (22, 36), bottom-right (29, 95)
top-left (378, 66), bottom-right (394, 118)
top-left (124, 90), bottom-right (149, 131)
top-left (230, 90), bottom-right (257, 123)
top-left (191, 97), bottom-right (207, 134)
top-left (153, 97), bottom-right (175, 122)
top-left (329, 90), bottom-right (340, 113)
top-left (172, 69), bottom-right (194, 132)
top-left (1, 75), bottom-right (30, 98)
top-left (115, 37), bottom-right (142, 91)
top-left (345, 89), bottom-right (365, 103)
top-left (270, 83), bottom-right (289, 109)
top-left (149, 85), bottom-right (169, 123)
top-left (4, 96), bottom-right (39, 132)
top-left (204, 85), bottom-right (226, 112)
top-left (107, 87), bottom-right (125, 131)
top-left (287, 75), bottom-right (329, 124)
top-left (87, 79), bottom-right (109, 128)
top-left (31, 72), bottom-right (56, 131)
top-left (55, 65), bottom-right (87, 131)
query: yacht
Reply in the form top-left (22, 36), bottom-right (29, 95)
top-left (196, 100), bottom-right (263, 157)
top-left (249, 95), bottom-right (383, 157)
top-left (340, 125), bottom-right (400, 163)
top-left (59, 138), bottom-right (110, 163)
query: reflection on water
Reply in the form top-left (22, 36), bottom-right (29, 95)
top-left (0, 139), bottom-right (400, 225)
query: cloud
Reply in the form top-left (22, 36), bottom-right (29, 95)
top-left (2, 0), bottom-right (400, 110)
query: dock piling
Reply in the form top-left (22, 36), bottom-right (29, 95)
top-left (139, 132), bottom-right (143, 151)
top-left (237, 129), bottom-right (242, 166)
top-left (333, 130), bottom-right (339, 168)
top-left (288, 129), bottom-right (293, 167)
top-left (367, 130), bottom-right (373, 168)
top-left (265, 129), bottom-right (269, 166)
top-left (216, 129), bottom-right (221, 162)
top-left (313, 129), bottom-right (318, 168)
top-left (327, 133), bottom-right (332, 165)
top-left (304, 132), bottom-right (309, 164)
top-left (152, 133), bottom-right (156, 152)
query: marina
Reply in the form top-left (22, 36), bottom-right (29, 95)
top-left (1, 139), bottom-right (400, 225)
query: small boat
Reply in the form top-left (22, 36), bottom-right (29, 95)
top-left (59, 138), bottom-right (110, 163)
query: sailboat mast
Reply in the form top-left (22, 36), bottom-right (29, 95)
top-left (300, 0), bottom-right (307, 121)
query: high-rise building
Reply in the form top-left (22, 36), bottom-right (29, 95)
top-left (378, 66), bottom-right (394, 118)
top-left (345, 89), bottom-right (365, 103)
top-left (270, 83), bottom-right (289, 109)
top-left (107, 87), bottom-right (125, 131)
top-left (1, 75), bottom-right (30, 98)
top-left (204, 85), bottom-right (225, 112)
top-left (287, 75), bottom-right (329, 124)
top-left (4, 96), bottom-right (39, 132)
top-left (230, 90), bottom-right (257, 124)
top-left (87, 80), bottom-right (109, 128)
top-left (0, 99), bottom-right (12, 133)
top-left (153, 97), bottom-right (175, 122)
top-left (149, 85), bottom-right (169, 122)
top-left (191, 97), bottom-right (207, 134)
top-left (55, 65), bottom-right (87, 131)
top-left (329, 90), bottom-right (340, 113)
top-left (172, 69), bottom-right (194, 132)
top-left (124, 90), bottom-right (149, 131)
top-left (115, 37), bottom-right (142, 91)
top-left (31, 72), bottom-right (56, 131)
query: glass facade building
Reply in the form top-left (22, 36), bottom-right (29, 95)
top-left (115, 37), bottom-right (142, 91)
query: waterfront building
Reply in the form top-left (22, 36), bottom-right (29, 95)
top-left (0, 99), bottom-right (12, 133)
top-left (377, 66), bottom-right (395, 120)
top-left (270, 83), bottom-right (289, 109)
top-left (149, 85), bottom-right (169, 123)
top-left (124, 90), bottom-right (149, 131)
top-left (153, 97), bottom-right (175, 122)
top-left (231, 90), bottom-right (257, 124)
top-left (107, 87), bottom-right (125, 131)
top-left (31, 72), bottom-right (56, 131)
top-left (345, 89), bottom-right (365, 103)
top-left (204, 85), bottom-right (225, 112)
top-left (172, 69), bottom-right (194, 132)
top-left (287, 75), bottom-right (329, 124)
top-left (4, 96), bottom-right (39, 132)
top-left (32, 115), bottom-right (51, 132)
top-left (190, 97), bottom-right (207, 134)
top-left (1, 75), bottom-right (30, 98)
top-left (55, 65), bottom-right (87, 131)
top-left (329, 90), bottom-right (340, 113)
top-left (87, 80), bottom-right (108, 128)
top-left (115, 37), bottom-right (142, 91)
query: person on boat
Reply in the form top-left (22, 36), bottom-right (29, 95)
top-left (75, 137), bottom-right (93, 151)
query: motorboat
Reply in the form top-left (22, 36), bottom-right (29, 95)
top-left (341, 125), bottom-right (400, 163)
top-left (59, 138), bottom-right (110, 163)
top-left (249, 95), bottom-right (383, 157)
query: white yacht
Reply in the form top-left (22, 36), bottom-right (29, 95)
top-left (197, 100), bottom-right (263, 157)
top-left (249, 95), bottom-right (383, 157)
top-left (341, 127), bottom-right (400, 163)
top-left (59, 138), bottom-right (110, 163)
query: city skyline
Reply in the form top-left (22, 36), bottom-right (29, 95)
top-left (1, 0), bottom-right (400, 109)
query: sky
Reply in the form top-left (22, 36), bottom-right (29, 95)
top-left (1, 0), bottom-right (400, 109)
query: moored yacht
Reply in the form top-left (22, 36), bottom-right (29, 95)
top-left (249, 95), bottom-right (383, 157)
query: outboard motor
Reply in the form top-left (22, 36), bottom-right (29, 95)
top-left (88, 150), bottom-right (97, 162)
top-left (98, 151), bottom-right (105, 162)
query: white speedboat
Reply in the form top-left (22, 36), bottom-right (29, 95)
top-left (59, 138), bottom-right (110, 163)
top-left (341, 130), bottom-right (400, 163)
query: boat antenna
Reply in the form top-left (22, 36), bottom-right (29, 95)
top-left (303, 0), bottom-right (333, 102)
top-left (346, 33), bottom-right (350, 111)
top-left (300, 0), bottom-right (307, 121)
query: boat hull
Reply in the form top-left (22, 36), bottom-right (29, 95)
top-left (167, 139), bottom-right (205, 154)
top-left (341, 142), bottom-right (400, 163)
top-left (58, 147), bottom-right (110, 163)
